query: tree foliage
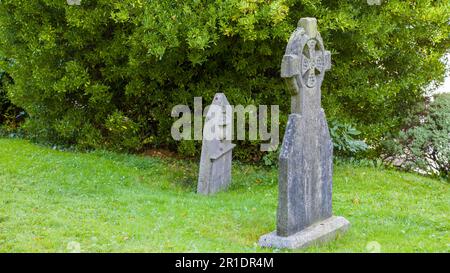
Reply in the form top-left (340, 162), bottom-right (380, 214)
top-left (0, 0), bottom-right (448, 159)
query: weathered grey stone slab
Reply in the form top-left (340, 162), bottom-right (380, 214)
top-left (277, 110), bottom-right (333, 236)
top-left (259, 216), bottom-right (350, 249)
top-left (259, 17), bottom-right (349, 249)
top-left (197, 93), bottom-right (235, 195)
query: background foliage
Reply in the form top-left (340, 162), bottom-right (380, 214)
top-left (0, 0), bottom-right (448, 160)
top-left (0, 54), bottom-right (22, 133)
top-left (383, 93), bottom-right (450, 179)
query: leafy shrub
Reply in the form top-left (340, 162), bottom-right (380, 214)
top-left (383, 94), bottom-right (450, 178)
top-left (329, 120), bottom-right (368, 157)
top-left (262, 149), bottom-right (279, 167)
top-left (104, 110), bottom-right (141, 152)
top-left (0, 0), bottom-right (448, 158)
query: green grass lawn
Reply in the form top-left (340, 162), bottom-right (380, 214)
top-left (0, 138), bottom-right (448, 253)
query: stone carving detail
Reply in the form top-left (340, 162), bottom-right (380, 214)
top-left (301, 39), bottom-right (328, 88)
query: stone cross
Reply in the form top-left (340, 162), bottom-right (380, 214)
top-left (281, 18), bottom-right (331, 115)
top-left (259, 18), bottom-right (349, 249)
top-left (197, 93), bottom-right (235, 195)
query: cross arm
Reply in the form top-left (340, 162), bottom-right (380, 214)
top-left (281, 54), bottom-right (300, 96)
top-left (281, 54), bottom-right (300, 78)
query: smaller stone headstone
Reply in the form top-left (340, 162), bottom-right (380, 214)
top-left (197, 93), bottom-right (235, 195)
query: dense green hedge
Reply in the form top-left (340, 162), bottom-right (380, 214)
top-left (0, 0), bottom-right (448, 160)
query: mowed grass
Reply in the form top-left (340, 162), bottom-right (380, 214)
top-left (0, 138), bottom-right (448, 253)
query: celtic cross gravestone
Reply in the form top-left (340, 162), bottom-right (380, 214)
top-left (259, 18), bottom-right (350, 249)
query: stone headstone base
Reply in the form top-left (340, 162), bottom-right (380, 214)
top-left (258, 216), bottom-right (350, 249)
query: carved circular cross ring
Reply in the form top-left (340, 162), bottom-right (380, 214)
top-left (300, 38), bottom-right (326, 88)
